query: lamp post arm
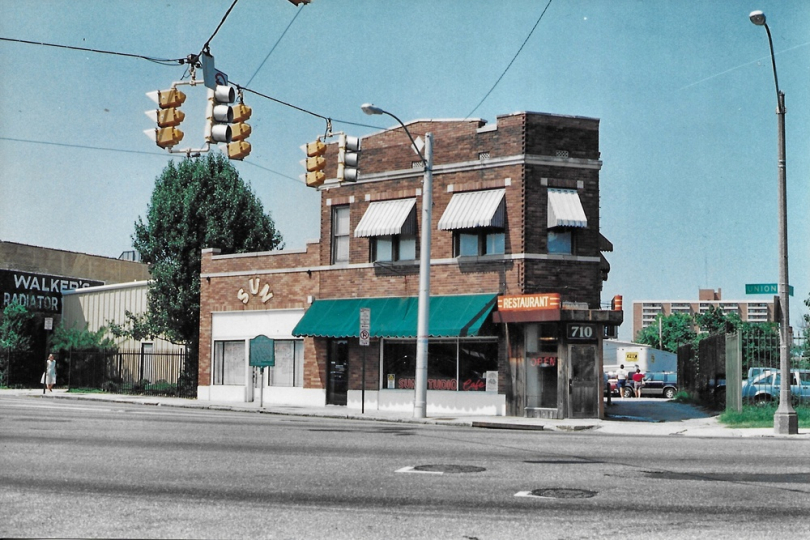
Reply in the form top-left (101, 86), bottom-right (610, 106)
top-left (378, 111), bottom-right (428, 166)
top-left (763, 23), bottom-right (784, 112)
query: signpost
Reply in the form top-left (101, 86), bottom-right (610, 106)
top-left (359, 308), bottom-right (370, 414)
top-left (745, 283), bottom-right (793, 296)
top-left (249, 335), bottom-right (275, 408)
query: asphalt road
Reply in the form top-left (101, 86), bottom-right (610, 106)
top-left (2, 395), bottom-right (809, 539)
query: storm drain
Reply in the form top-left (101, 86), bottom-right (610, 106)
top-left (515, 488), bottom-right (597, 499)
top-left (397, 465), bottom-right (487, 475)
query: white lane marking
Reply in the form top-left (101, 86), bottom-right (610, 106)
top-left (396, 466), bottom-right (443, 475)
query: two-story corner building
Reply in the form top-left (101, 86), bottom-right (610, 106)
top-left (197, 111), bottom-right (622, 419)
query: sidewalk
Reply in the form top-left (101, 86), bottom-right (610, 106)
top-left (5, 388), bottom-right (807, 439)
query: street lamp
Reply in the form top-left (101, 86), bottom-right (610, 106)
top-left (749, 10), bottom-right (798, 435)
top-left (362, 103), bottom-right (433, 418)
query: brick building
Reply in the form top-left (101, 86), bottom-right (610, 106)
top-left (198, 111), bottom-right (622, 419)
top-left (632, 288), bottom-right (776, 339)
top-left (0, 241), bottom-right (150, 386)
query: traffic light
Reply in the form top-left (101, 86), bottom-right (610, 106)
top-left (144, 87), bottom-right (186, 149)
top-left (226, 97), bottom-right (252, 160)
top-left (337, 133), bottom-right (360, 182)
top-left (301, 139), bottom-right (327, 188)
top-left (206, 85), bottom-right (235, 144)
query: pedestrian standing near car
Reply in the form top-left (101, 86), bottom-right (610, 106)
top-left (616, 364), bottom-right (627, 398)
top-left (632, 368), bottom-right (644, 398)
top-left (45, 354), bottom-right (56, 392)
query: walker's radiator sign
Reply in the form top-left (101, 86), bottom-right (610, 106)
top-left (0, 269), bottom-right (103, 313)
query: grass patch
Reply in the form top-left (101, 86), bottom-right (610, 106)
top-left (720, 404), bottom-right (810, 428)
top-left (67, 388), bottom-right (106, 394)
top-left (671, 391), bottom-right (700, 405)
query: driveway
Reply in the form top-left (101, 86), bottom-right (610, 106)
top-left (606, 397), bottom-right (713, 422)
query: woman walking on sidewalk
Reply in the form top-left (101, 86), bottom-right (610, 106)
top-left (45, 354), bottom-right (56, 392)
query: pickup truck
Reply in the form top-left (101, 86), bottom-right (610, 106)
top-left (741, 369), bottom-right (810, 405)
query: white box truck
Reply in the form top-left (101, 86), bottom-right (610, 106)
top-left (603, 340), bottom-right (677, 375)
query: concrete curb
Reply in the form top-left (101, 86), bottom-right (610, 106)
top-left (5, 389), bottom-right (809, 438)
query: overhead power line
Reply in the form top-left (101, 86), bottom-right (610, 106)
top-left (0, 136), bottom-right (305, 186)
top-left (201, 0), bottom-right (241, 55)
top-left (246, 7), bottom-right (304, 87)
top-left (465, 0), bottom-right (554, 118)
top-left (0, 37), bottom-right (184, 66)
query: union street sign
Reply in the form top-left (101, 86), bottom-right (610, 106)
top-left (745, 283), bottom-right (794, 296)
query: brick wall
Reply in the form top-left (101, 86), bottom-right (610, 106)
top-left (198, 111), bottom-right (608, 390)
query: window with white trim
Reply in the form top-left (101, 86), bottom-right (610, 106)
top-left (212, 340), bottom-right (244, 385)
top-left (454, 229), bottom-right (505, 257)
top-left (371, 234), bottom-right (417, 262)
top-left (331, 205), bottom-right (350, 264)
top-left (268, 340), bottom-right (304, 387)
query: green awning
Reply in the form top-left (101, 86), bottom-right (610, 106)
top-left (292, 294), bottom-right (498, 339)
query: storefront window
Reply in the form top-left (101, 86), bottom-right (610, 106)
top-left (269, 340), bottom-right (304, 387)
top-left (213, 340), bottom-right (244, 385)
top-left (382, 339), bottom-right (498, 391)
top-left (525, 323), bottom-right (559, 408)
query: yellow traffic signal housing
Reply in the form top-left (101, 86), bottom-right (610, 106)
top-left (231, 123), bottom-right (251, 142)
top-left (306, 140), bottom-right (326, 158)
top-left (306, 156), bottom-right (326, 171)
top-left (152, 127), bottom-right (184, 149)
top-left (302, 138), bottom-right (327, 187)
top-left (145, 86), bottom-right (187, 150)
top-left (227, 141), bottom-right (251, 161)
top-left (306, 170), bottom-right (326, 188)
top-left (153, 108), bottom-right (185, 127)
top-left (232, 103), bottom-right (252, 123)
top-left (147, 88), bottom-right (186, 109)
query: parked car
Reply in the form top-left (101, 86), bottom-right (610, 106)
top-left (621, 371), bottom-right (678, 399)
top-left (741, 369), bottom-right (810, 405)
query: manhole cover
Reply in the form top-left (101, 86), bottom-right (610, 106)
top-left (413, 464), bottom-right (486, 474)
top-left (530, 488), bottom-right (597, 499)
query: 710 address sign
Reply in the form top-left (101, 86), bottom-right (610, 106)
top-left (567, 323), bottom-right (597, 341)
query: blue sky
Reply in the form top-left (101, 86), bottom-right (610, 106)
top-left (1, 0), bottom-right (808, 340)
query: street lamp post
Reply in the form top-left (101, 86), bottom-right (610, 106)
top-left (361, 104), bottom-right (433, 418)
top-left (749, 10), bottom-right (798, 435)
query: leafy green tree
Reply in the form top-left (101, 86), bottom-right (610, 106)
top-left (122, 154), bottom-right (283, 376)
top-left (798, 293), bottom-right (810, 369)
top-left (0, 303), bottom-right (35, 353)
top-left (634, 313), bottom-right (697, 353)
top-left (0, 303), bottom-right (36, 386)
top-left (50, 323), bottom-right (117, 353)
top-left (694, 305), bottom-right (743, 334)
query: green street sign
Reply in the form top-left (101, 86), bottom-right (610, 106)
top-left (745, 283), bottom-right (793, 296)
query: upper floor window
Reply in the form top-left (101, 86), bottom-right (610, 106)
top-left (332, 205), bottom-right (350, 264)
top-left (547, 188), bottom-right (587, 255)
top-left (455, 229), bottom-right (504, 257)
top-left (548, 230), bottom-right (573, 255)
top-left (354, 198), bottom-right (417, 263)
top-left (438, 189), bottom-right (506, 257)
top-left (372, 235), bottom-right (417, 262)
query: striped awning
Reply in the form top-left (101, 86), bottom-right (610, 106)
top-left (547, 188), bottom-right (587, 228)
top-left (437, 189), bottom-right (505, 230)
top-left (354, 199), bottom-right (417, 238)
